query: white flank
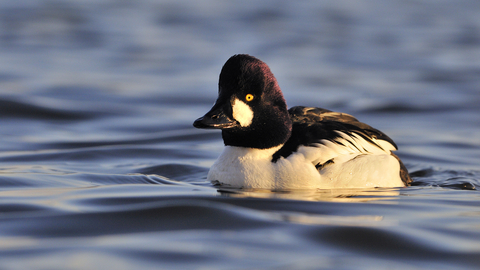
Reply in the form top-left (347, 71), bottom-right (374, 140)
top-left (232, 98), bottom-right (253, 127)
top-left (208, 137), bottom-right (404, 189)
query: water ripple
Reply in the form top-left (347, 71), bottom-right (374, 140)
top-left (0, 97), bottom-right (97, 121)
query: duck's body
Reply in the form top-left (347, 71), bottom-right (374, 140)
top-left (194, 54), bottom-right (411, 189)
top-left (208, 107), bottom-right (407, 189)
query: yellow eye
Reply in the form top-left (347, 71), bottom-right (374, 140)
top-left (245, 94), bottom-right (254, 102)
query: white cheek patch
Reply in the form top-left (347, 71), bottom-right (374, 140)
top-left (232, 98), bottom-right (254, 127)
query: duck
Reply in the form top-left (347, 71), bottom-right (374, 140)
top-left (193, 54), bottom-right (412, 189)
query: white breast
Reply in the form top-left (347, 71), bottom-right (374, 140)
top-left (207, 143), bottom-right (404, 189)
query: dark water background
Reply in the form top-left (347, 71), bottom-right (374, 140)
top-left (1, 1), bottom-right (480, 269)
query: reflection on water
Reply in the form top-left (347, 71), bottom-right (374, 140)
top-left (273, 212), bottom-right (387, 227)
top-left (218, 187), bottom-right (401, 202)
top-left (1, 0), bottom-right (480, 269)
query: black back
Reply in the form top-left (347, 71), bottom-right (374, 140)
top-left (272, 106), bottom-right (398, 161)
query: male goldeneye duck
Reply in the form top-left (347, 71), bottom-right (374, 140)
top-left (193, 54), bottom-right (412, 189)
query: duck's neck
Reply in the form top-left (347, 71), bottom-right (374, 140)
top-left (222, 110), bottom-right (292, 149)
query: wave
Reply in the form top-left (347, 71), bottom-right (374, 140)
top-left (1, 191), bottom-right (480, 268)
top-left (0, 97), bottom-right (100, 121)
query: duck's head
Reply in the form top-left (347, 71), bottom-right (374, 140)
top-left (194, 54), bottom-right (292, 149)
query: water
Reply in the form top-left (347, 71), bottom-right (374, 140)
top-left (1, 0), bottom-right (480, 269)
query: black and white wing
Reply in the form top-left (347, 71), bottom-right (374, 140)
top-left (272, 106), bottom-right (411, 185)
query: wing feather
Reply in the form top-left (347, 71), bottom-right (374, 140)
top-left (272, 106), bottom-right (398, 161)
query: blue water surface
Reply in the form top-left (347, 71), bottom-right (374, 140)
top-left (1, 1), bottom-right (480, 269)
